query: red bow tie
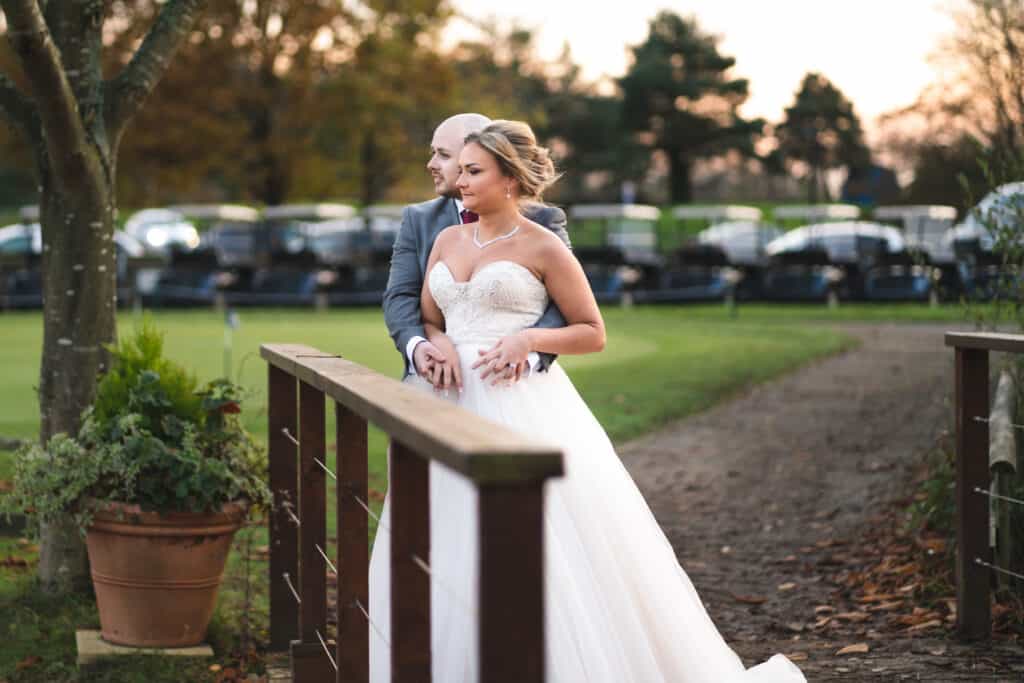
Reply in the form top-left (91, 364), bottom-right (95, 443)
top-left (460, 209), bottom-right (479, 224)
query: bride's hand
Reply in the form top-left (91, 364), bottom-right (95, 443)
top-left (426, 332), bottom-right (462, 392)
top-left (473, 332), bottom-right (531, 385)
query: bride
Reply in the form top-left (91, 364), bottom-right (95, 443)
top-left (369, 120), bottom-right (806, 682)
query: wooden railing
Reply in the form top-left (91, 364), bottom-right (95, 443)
top-left (261, 343), bottom-right (563, 681)
top-left (945, 331), bottom-right (1024, 641)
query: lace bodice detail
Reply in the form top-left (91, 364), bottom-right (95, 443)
top-left (428, 260), bottom-right (549, 346)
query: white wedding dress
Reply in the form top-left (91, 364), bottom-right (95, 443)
top-left (369, 260), bottom-right (806, 682)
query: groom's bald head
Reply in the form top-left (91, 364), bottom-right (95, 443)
top-left (437, 113), bottom-right (490, 140)
top-left (428, 113), bottom-right (491, 197)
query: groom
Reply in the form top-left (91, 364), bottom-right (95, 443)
top-left (383, 113), bottom-right (570, 387)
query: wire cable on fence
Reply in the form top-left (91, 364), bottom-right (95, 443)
top-left (352, 494), bottom-right (386, 529)
top-left (356, 598), bottom-right (390, 649)
top-left (411, 553), bottom-right (476, 616)
top-left (315, 543), bottom-right (338, 575)
top-left (283, 506), bottom-right (301, 527)
top-left (281, 427), bottom-right (300, 447)
top-left (315, 628), bottom-right (339, 673)
top-left (282, 571), bottom-right (302, 604)
top-left (973, 486), bottom-right (1024, 507)
top-left (972, 415), bottom-right (1024, 431)
top-left (975, 557), bottom-right (1024, 582)
top-left (347, 495), bottom-right (474, 616)
top-left (313, 457), bottom-right (337, 481)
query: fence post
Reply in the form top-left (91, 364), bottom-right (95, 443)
top-left (292, 381), bottom-right (333, 681)
top-left (337, 402), bottom-right (369, 683)
top-left (268, 365), bottom-right (298, 652)
top-left (955, 346), bottom-right (991, 640)
top-left (390, 440), bottom-right (431, 682)
top-left (478, 482), bottom-right (546, 683)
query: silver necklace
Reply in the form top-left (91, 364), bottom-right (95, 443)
top-left (473, 223), bottom-right (519, 249)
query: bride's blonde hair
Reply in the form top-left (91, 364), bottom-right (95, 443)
top-left (464, 120), bottom-right (560, 202)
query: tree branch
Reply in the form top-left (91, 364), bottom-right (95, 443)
top-left (0, 0), bottom-right (90, 179)
top-left (105, 0), bottom-right (206, 138)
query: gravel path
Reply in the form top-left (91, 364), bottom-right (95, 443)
top-left (619, 323), bottom-right (1024, 681)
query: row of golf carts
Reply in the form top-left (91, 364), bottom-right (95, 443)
top-left (1, 183), bottom-right (1021, 310)
top-left (571, 183), bottom-right (1023, 305)
top-left (0, 203), bottom-right (402, 309)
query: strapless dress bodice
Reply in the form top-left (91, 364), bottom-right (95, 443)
top-left (428, 260), bottom-right (549, 346)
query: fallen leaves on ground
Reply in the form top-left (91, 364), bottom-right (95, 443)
top-left (809, 466), bottom-right (1023, 643)
top-left (834, 611), bottom-right (870, 623)
top-left (905, 618), bottom-right (944, 632)
top-left (730, 593), bottom-right (767, 605)
top-left (15, 656), bottom-right (40, 670)
top-left (836, 643), bottom-right (870, 655)
top-left (1, 555), bottom-right (28, 568)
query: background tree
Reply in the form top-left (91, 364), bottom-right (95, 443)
top-left (0, 0), bottom-right (206, 592)
top-left (106, 0), bottom-right (357, 206)
top-left (322, 0), bottom-right (453, 206)
top-left (0, 35), bottom-right (32, 207)
top-left (618, 11), bottom-right (762, 203)
top-left (942, 0), bottom-right (1024, 159)
top-left (876, 95), bottom-right (992, 211)
top-left (445, 26), bottom-right (625, 201)
top-left (103, 0), bottom-right (451, 207)
top-left (447, 25), bottom-right (549, 130)
top-left (775, 72), bottom-right (870, 203)
top-left (874, 1), bottom-right (1022, 210)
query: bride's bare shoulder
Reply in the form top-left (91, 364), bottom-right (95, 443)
top-left (523, 219), bottom-right (570, 256)
top-left (520, 221), bottom-right (574, 278)
top-left (435, 223), bottom-right (469, 248)
top-left (439, 223), bottom-right (467, 237)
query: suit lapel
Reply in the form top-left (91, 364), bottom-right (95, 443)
top-left (444, 197), bottom-right (460, 229)
top-left (420, 197), bottom-right (461, 272)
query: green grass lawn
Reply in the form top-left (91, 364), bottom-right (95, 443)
top-left (0, 301), bottom-right (972, 681)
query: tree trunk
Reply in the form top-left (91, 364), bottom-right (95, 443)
top-left (360, 132), bottom-right (382, 208)
top-left (807, 166), bottom-right (820, 204)
top-left (36, 145), bottom-right (118, 592)
top-left (1, 0), bottom-right (206, 594)
top-left (668, 152), bottom-right (692, 204)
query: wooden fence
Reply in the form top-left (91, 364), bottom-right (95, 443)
top-left (261, 343), bottom-right (563, 681)
top-left (945, 331), bottom-right (1024, 641)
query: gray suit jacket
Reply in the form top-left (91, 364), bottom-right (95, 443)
top-left (383, 196), bottom-right (570, 376)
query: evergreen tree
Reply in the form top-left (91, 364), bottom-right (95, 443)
top-left (776, 72), bottom-right (870, 203)
top-left (619, 11), bottom-right (762, 203)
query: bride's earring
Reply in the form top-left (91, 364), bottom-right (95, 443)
top-left (506, 185), bottom-right (512, 200)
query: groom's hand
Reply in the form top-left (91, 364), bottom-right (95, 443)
top-left (474, 333), bottom-right (531, 385)
top-left (413, 340), bottom-right (444, 378)
top-left (423, 336), bottom-right (462, 392)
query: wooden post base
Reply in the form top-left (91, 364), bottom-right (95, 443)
top-left (290, 641), bottom-right (335, 682)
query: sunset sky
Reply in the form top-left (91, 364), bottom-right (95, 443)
top-left (448, 1), bottom-right (960, 132)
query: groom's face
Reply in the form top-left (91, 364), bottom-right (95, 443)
top-left (427, 122), bottom-right (465, 198)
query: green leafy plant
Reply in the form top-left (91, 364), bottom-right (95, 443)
top-left (0, 322), bottom-right (270, 535)
top-left (910, 442), bottom-right (956, 538)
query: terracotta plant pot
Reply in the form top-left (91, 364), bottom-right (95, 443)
top-left (85, 500), bottom-right (247, 647)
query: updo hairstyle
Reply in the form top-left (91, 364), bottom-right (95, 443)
top-left (463, 120), bottom-right (560, 202)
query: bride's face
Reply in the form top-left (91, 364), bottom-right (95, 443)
top-left (457, 142), bottom-right (514, 213)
